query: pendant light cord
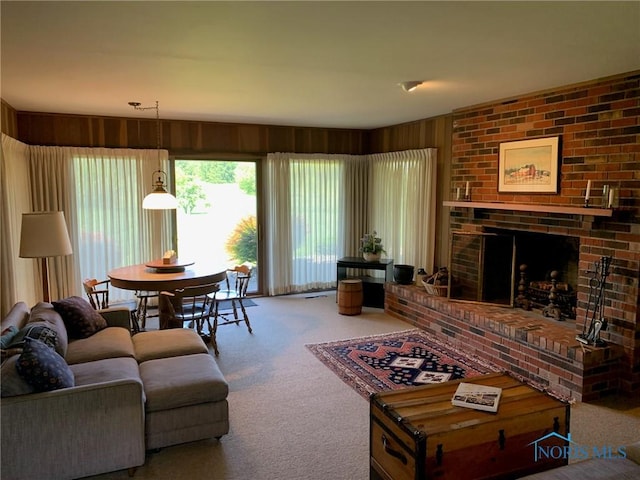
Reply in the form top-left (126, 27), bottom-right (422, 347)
top-left (154, 100), bottom-right (160, 169)
top-left (129, 100), bottom-right (162, 171)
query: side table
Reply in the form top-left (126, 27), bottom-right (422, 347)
top-left (337, 257), bottom-right (394, 308)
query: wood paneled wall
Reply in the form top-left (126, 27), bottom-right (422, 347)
top-left (11, 111), bottom-right (370, 156)
top-left (1, 100), bottom-right (18, 138)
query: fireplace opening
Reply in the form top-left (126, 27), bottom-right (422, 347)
top-left (448, 232), bottom-right (515, 306)
top-left (448, 229), bottom-right (579, 320)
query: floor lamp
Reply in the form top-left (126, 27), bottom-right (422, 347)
top-left (19, 211), bottom-right (73, 302)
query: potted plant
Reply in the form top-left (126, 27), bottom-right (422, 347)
top-left (360, 231), bottom-right (386, 261)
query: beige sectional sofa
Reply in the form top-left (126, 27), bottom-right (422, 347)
top-left (1, 299), bottom-right (229, 480)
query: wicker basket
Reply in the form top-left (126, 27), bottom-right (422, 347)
top-left (421, 269), bottom-right (450, 297)
top-left (422, 279), bottom-right (448, 297)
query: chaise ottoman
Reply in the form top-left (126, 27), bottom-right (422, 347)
top-left (139, 352), bottom-right (229, 449)
top-left (132, 328), bottom-right (229, 450)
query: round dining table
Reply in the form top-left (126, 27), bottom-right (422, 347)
top-left (108, 260), bottom-right (227, 330)
top-left (108, 260), bottom-right (227, 292)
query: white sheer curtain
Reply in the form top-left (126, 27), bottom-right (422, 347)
top-left (264, 152), bottom-right (364, 295)
top-left (263, 149), bottom-right (436, 295)
top-left (368, 149), bottom-right (438, 274)
top-left (1, 141), bottom-right (173, 310)
top-left (1, 134), bottom-right (37, 315)
top-left (70, 147), bottom-right (173, 302)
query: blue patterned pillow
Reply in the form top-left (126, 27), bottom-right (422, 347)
top-left (52, 296), bottom-right (107, 339)
top-left (15, 338), bottom-right (74, 392)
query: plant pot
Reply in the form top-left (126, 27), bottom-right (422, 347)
top-left (363, 252), bottom-right (381, 262)
top-left (394, 264), bottom-right (415, 285)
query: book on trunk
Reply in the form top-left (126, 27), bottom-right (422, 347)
top-left (451, 382), bottom-right (502, 413)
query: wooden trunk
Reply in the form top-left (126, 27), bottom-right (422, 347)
top-left (370, 373), bottom-right (570, 480)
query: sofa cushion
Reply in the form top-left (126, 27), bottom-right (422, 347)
top-left (27, 302), bottom-right (69, 356)
top-left (132, 329), bottom-right (208, 363)
top-left (70, 357), bottom-right (145, 401)
top-left (52, 296), bottom-right (107, 339)
top-left (15, 338), bottom-right (74, 392)
top-left (65, 327), bottom-right (135, 365)
top-left (0, 354), bottom-right (35, 397)
top-left (139, 353), bottom-right (228, 412)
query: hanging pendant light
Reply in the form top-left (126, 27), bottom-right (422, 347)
top-left (143, 170), bottom-right (179, 209)
top-left (129, 100), bottom-right (178, 210)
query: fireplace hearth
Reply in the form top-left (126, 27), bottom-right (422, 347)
top-left (384, 283), bottom-right (622, 401)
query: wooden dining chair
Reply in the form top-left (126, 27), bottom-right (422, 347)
top-left (82, 278), bottom-right (140, 333)
top-left (135, 290), bottom-right (159, 330)
top-left (159, 275), bottom-right (225, 351)
top-left (209, 265), bottom-right (254, 355)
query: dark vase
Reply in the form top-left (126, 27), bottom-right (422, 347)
top-left (394, 264), bottom-right (415, 285)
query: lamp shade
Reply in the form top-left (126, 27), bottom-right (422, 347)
top-left (19, 211), bottom-right (73, 258)
top-left (143, 190), bottom-right (179, 209)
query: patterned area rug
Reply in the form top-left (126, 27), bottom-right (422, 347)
top-left (306, 329), bottom-right (502, 399)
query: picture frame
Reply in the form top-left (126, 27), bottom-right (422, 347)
top-left (498, 136), bottom-right (560, 193)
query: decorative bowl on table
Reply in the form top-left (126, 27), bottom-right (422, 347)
top-left (145, 258), bottom-right (194, 272)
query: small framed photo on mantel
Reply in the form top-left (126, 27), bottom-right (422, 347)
top-left (498, 136), bottom-right (560, 194)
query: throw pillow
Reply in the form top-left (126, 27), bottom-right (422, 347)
top-left (52, 296), bottom-right (107, 339)
top-left (0, 325), bottom-right (19, 349)
top-left (1, 354), bottom-right (35, 397)
top-left (15, 338), bottom-right (74, 392)
top-left (7, 324), bottom-right (59, 352)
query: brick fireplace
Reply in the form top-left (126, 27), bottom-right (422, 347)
top-left (386, 72), bottom-right (640, 401)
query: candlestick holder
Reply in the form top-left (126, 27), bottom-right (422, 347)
top-left (584, 198), bottom-right (590, 208)
top-left (601, 185), bottom-right (610, 208)
top-left (607, 188), bottom-right (619, 209)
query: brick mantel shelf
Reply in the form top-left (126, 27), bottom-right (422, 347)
top-left (443, 201), bottom-right (614, 217)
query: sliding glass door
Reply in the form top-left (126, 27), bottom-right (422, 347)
top-left (174, 159), bottom-right (260, 294)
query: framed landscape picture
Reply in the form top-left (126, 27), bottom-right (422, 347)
top-left (498, 136), bottom-right (560, 193)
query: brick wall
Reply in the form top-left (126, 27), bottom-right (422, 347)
top-left (446, 72), bottom-right (640, 395)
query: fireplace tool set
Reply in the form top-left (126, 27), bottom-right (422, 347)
top-left (577, 255), bottom-right (612, 347)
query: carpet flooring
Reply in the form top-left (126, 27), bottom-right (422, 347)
top-left (216, 298), bottom-right (257, 311)
top-left (307, 329), bottom-right (501, 399)
top-left (86, 292), bottom-right (640, 480)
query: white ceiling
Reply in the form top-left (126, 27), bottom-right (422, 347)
top-left (2, 1), bottom-right (639, 129)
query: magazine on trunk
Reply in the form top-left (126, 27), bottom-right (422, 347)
top-left (451, 382), bottom-right (502, 413)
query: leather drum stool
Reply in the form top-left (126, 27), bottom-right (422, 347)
top-left (139, 353), bottom-right (229, 450)
top-left (338, 279), bottom-right (363, 315)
